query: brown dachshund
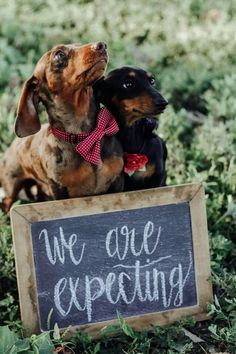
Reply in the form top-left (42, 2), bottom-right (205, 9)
top-left (0, 42), bottom-right (123, 212)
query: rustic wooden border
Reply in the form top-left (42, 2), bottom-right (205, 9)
top-left (10, 183), bottom-right (213, 336)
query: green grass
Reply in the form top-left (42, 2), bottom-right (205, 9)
top-left (0, 0), bottom-right (236, 353)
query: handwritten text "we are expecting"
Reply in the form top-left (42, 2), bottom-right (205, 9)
top-left (39, 221), bottom-right (193, 322)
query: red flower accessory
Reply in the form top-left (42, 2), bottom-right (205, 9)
top-left (124, 153), bottom-right (148, 175)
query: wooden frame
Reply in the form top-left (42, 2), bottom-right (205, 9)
top-left (10, 183), bottom-right (213, 336)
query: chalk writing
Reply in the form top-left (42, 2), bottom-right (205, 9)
top-left (38, 221), bottom-right (193, 322)
top-left (53, 251), bottom-right (193, 321)
top-left (39, 227), bottom-right (86, 265)
top-left (31, 203), bottom-right (197, 330)
top-left (105, 222), bottom-right (162, 259)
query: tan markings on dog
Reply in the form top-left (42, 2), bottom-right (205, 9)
top-left (119, 93), bottom-right (156, 125)
top-left (24, 136), bottom-right (33, 150)
top-left (63, 87), bottom-right (95, 129)
top-left (24, 166), bottom-right (39, 180)
top-left (146, 72), bottom-right (153, 78)
top-left (45, 143), bottom-right (55, 155)
top-left (1, 197), bottom-right (14, 213)
top-left (96, 156), bottom-right (124, 193)
top-left (59, 45), bottom-right (107, 92)
top-left (133, 163), bottom-right (155, 179)
top-left (39, 160), bottom-right (47, 177)
top-left (45, 44), bottom-right (102, 93)
top-left (60, 162), bottom-right (95, 197)
top-left (46, 127), bottom-right (52, 137)
top-left (128, 71), bottom-right (136, 77)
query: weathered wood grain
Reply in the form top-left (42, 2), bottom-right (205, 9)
top-left (10, 183), bottom-right (212, 336)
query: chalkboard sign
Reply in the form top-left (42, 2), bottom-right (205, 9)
top-left (11, 183), bottom-right (212, 335)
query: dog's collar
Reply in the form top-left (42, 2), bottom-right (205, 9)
top-left (50, 107), bottom-right (119, 165)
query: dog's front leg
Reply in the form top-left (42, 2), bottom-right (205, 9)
top-left (107, 173), bottom-right (124, 193)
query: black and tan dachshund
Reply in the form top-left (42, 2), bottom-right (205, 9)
top-left (94, 66), bottom-right (168, 191)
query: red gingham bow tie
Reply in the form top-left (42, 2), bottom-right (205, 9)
top-left (50, 107), bottom-right (119, 165)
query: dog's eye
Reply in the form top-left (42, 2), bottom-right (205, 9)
top-left (149, 77), bottom-right (156, 86)
top-left (54, 50), bottom-right (67, 61)
top-left (123, 81), bottom-right (134, 89)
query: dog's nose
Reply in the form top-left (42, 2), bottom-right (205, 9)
top-left (156, 98), bottom-right (168, 108)
top-left (92, 42), bottom-right (107, 52)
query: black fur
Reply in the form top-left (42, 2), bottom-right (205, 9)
top-left (94, 66), bottom-right (168, 191)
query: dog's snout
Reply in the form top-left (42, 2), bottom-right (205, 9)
top-left (92, 41), bottom-right (107, 52)
top-left (155, 98), bottom-right (168, 108)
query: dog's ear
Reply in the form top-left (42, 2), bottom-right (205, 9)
top-left (15, 76), bottom-right (41, 137)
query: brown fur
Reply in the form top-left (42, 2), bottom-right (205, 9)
top-left (112, 93), bottom-right (158, 126)
top-left (0, 42), bottom-right (123, 212)
top-left (132, 163), bottom-right (156, 179)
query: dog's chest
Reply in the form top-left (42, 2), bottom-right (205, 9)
top-left (59, 156), bottom-right (123, 197)
top-left (95, 156), bottom-right (123, 193)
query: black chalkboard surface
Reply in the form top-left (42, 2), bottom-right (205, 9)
top-left (31, 202), bottom-right (197, 331)
top-left (11, 184), bottom-right (213, 335)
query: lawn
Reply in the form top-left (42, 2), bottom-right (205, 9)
top-left (0, 0), bottom-right (236, 353)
